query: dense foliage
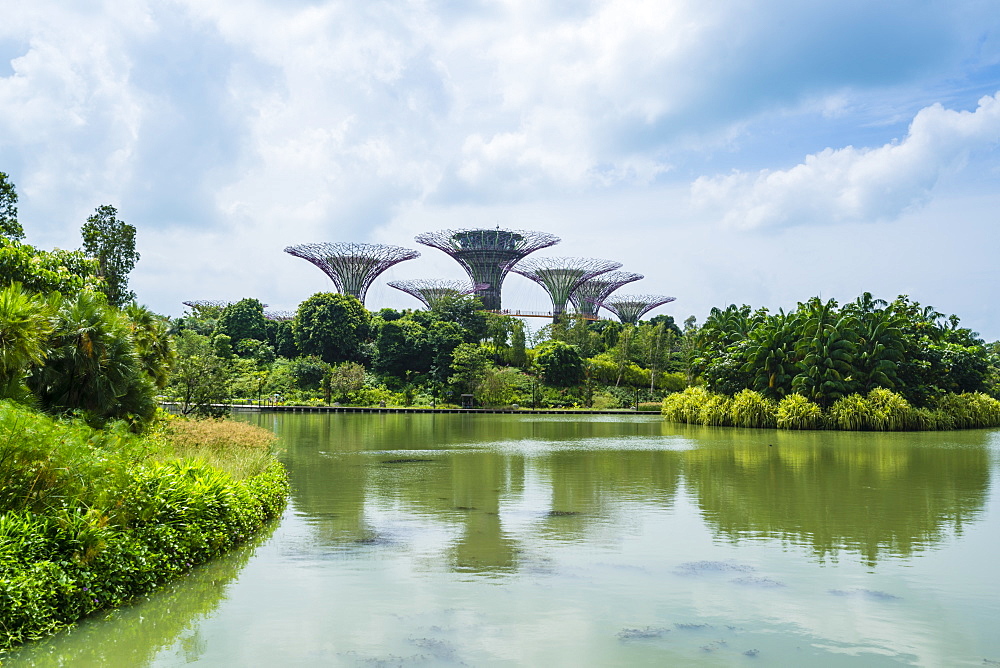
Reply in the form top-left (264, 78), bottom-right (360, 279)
top-left (0, 404), bottom-right (288, 652)
top-left (694, 294), bottom-right (994, 407)
top-left (663, 387), bottom-right (1000, 431)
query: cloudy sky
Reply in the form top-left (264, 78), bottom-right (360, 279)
top-left (3, 0), bottom-right (1000, 337)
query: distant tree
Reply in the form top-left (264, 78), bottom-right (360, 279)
top-left (449, 343), bottom-right (492, 395)
top-left (293, 293), bottom-right (370, 364)
top-left (535, 340), bottom-right (585, 387)
top-left (235, 338), bottom-right (276, 365)
top-left (373, 318), bottom-right (429, 378)
top-left (0, 171), bottom-right (24, 240)
top-left (426, 320), bottom-right (466, 384)
top-left (328, 362), bottom-right (366, 402)
top-left (287, 355), bottom-right (331, 390)
top-left (168, 330), bottom-right (231, 417)
top-left (429, 294), bottom-right (488, 343)
top-left (216, 298), bottom-right (268, 348)
top-left (81, 205), bottom-right (140, 307)
top-left (267, 320), bottom-right (298, 358)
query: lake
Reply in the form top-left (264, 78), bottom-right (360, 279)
top-left (7, 413), bottom-right (1000, 666)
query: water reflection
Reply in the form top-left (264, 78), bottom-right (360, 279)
top-left (681, 427), bottom-right (991, 566)
top-left (4, 520), bottom-right (280, 667)
top-left (266, 413), bottom-right (992, 573)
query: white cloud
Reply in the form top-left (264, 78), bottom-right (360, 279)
top-left (691, 92), bottom-right (1000, 229)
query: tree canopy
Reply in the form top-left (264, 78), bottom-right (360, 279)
top-left (81, 204), bottom-right (140, 307)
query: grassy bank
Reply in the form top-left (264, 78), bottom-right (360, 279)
top-left (662, 387), bottom-right (1000, 431)
top-left (0, 403), bottom-right (288, 653)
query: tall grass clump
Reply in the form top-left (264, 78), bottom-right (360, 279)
top-left (662, 387), bottom-right (710, 424)
top-left (864, 388), bottom-right (915, 431)
top-left (827, 394), bottom-right (873, 430)
top-left (0, 402), bottom-right (288, 653)
top-left (935, 392), bottom-right (1000, 429)
top-left (158, 417), bottom-right (279, 480)
top-left (698, 393), bottom-right (732, 427)
top-left (776, 393), bottom-right (824, 430)
top-left (729, 390), bottom-right (777, 428)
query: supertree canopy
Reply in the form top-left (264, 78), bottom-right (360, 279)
top-left (602, 294), bottom-right (677, 325)
top-left (414, 228), bottom-right (559, 311)
top-left (569, 271), bottom-right (644, 319)
top-left (387, 279), bottom-right (488, 309)
top-left (512, 257), bottom-right (622, 322)
top-left (283, 242), bottom-right (420, 305)
top-left (263, 310), bottom-right (295, 321)
top-left (183, 300), bottom-right (234, 310)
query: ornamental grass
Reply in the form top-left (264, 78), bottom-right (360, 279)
top-left (776, 393), bottom-right (824, 430)
top-left (0, 402), bottom-right (288, 653)
top-left (662, 387), bottom-right (1000, 431)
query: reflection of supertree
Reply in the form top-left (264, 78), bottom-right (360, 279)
top-left (283, 242), bottom-right (420, 305)
top-left (603, 294), bottom-right (676, 324)
top-left (513, 257), bottom-right (621, 322)
top-left (263, 310), bottom-right (295, 321)
top-left (569, 271), bottom-right (643, 318)
top-left (387, 279), bottom-right (489, 309)
top-left (414, 228), bottom-right (559, 311)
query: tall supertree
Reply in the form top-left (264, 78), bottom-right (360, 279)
top-left (512, 257), bottom-right (622, 322)
top-left (569, 271), bottom-right (644, 319)
top-left (387, 279), bottom-right (489, 309)
top-left (602, 294), bottom-right (677, 325)
top-left (414, 228), bottom-right (559, 311)
top-left (283, 242), bottom-right (420, 305)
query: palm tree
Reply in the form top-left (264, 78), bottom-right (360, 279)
top-left (0, 283), bottom-right (54, 399)
top-left (741, 310), bottom-right (800, 400)
top-left (791, 299), bottom-right (857, 405)
top-left (28, 291), bottom-right (154, 426)
top-left (124, 302), bottom-right (175, 389)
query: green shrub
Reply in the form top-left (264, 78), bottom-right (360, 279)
top-left (865, 388), bottom-right (915, 431)
top-left (0, 403), bottom-right (288, 653)
top-left (636, 402), bottom-right (663, 412)
top-left (828, 394), bottom-right (872, 430)
top-left (662, 387), bottom-right (710, 424)
top-left (776, 393), bottom-right (824, 430)
top-left (935, 392), bottom-right (1000, 429)
top-left (729, 390), bottom-right (777, 428)
top-left (657, 372), bottom-right (687, 393)
top-left (698, 393), bottom-right (732, 426)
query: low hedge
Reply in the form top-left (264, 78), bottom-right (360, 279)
top-left (662, 387), bottom-right (1000, 431)
top-left (0, 404), bottom-right (288, 653)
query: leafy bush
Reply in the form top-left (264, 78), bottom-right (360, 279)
top-left (776, 393), bottom-right (824, 430)
top-left (0, 404), bottom-right (288, 652)
top-left (636, 402), bottom-right (663, 412)
top-left (729, 390), bottom-right (777, 428)
top-left (934, 392), bottom-right (1000, 429)
top-left (662, 387), bottom-right (711, 424)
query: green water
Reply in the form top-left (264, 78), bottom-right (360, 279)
top-left (7, 414), bottom-right (1000, 667)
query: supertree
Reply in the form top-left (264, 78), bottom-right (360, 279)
top-left (602, 295), bottom-right (677, 325)
top-left (569, 271), bottom-right (644, 319)
top-left (414, 228), bottom-right (559, 311)
top-left (183, 300), bottom-right (234, 310)
top-left (387, 279), bottom-right (489, 309)
top-left (512, 257), bottom-right (622, 322)
top-left (283, 242), bottom-right (420, 305)
top-left (263, 310), bottom-right (296, 321)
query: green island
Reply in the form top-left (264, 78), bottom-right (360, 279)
top-left (3, 170), bottom-right (1000, 653)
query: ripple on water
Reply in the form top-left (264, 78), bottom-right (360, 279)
top-left (828, 588), bottom-right (901, 601)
